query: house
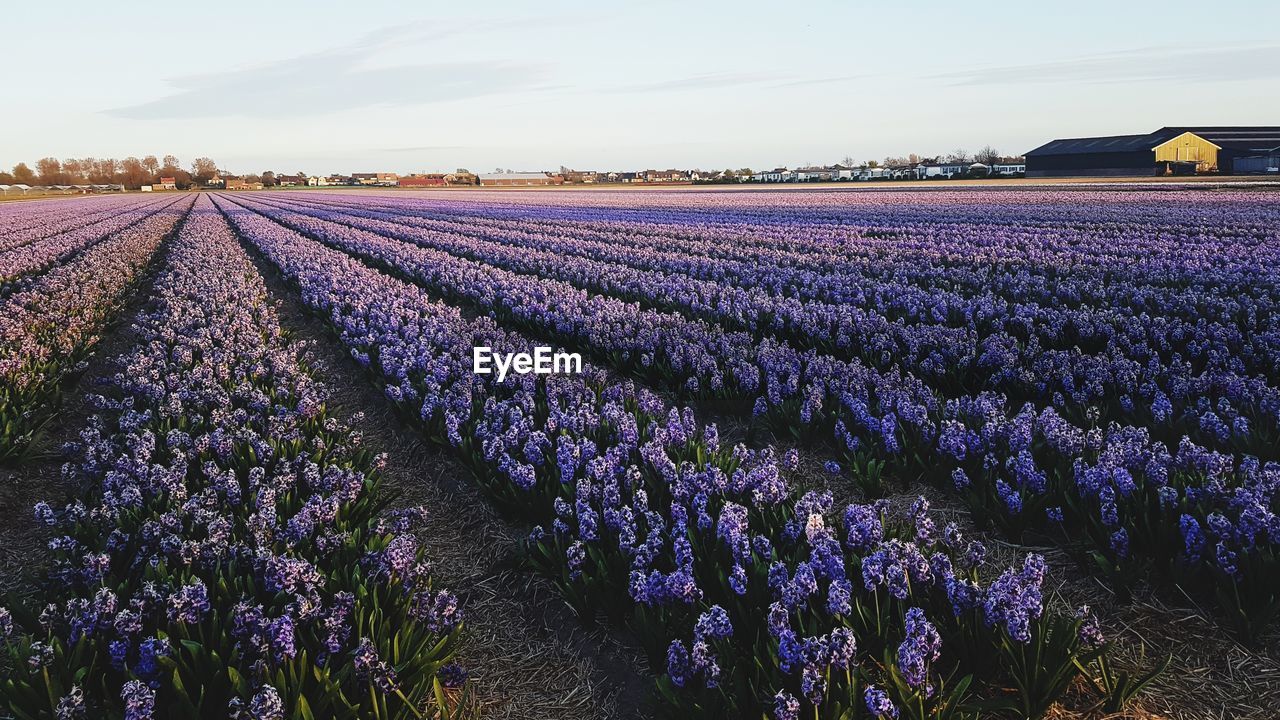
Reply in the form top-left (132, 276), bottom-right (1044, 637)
top-left (638, 169), bottom-right (686, 183)
top-left (225, 178), bottom-right (264, 190)
top-left (275, 174), bottom-right (307, 186)
top-left (477, 172), bottom-right (564, 186)
top-left (398, 174), bottom-right (448, 187)
top-left (793, 166), bottom-right (837, 182)
top-left (562, 170), bottom-right (600, 184)
top-left (156, 177), bottom-right (177, 190)
top-left (1026, 127), bottom-right (1280, 177)
top-left (991, 162), bottom-right (1026, 176)
top-left (831, 164), bottom-right (859, 180)
top-left (918, 162), bottom-right (969, 179)
top-left (352, 172), bottom-right (399, 186)
top-left (756, 167), bottom-right (794, 182)
top-left (885, 165), bottom-right (919, 180)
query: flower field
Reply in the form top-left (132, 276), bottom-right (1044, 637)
top-left (1, 186), bottom-right (1277, 719)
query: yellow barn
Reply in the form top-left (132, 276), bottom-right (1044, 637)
top-left (1153, 131), bottom-right (1222, 173)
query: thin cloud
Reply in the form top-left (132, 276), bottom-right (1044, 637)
top-left (767, 74), bottom-right (867, 89)
top-left (375, 145), bottom-right (467, 152)
top-left (604, 71), bottom-right (785, 93)
top-left (934, 44), bottom-right (1280, 86)
top-left (105, 22), bottom-right (556, 119)
top-left (599, 71), bottom-right (867, 95)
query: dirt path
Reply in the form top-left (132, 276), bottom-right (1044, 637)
top-left (243, 244), bottom-right (653, 720)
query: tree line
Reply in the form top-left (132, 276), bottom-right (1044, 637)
top-left (0, 155), bottom-right (219, 190)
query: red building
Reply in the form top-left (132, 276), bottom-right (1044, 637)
top-left (398, 174), bottom-right (447, 187)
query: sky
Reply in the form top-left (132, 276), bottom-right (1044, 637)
top-left (2, 0), bottom-right (1277, 175)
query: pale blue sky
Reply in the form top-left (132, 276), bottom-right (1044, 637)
top-left (2, 1), bottom-right (1276, 174)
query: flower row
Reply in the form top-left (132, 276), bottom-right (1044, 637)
top-left (0, 196), bottom-right (183, 291)
top-left (214, 194), bottom-right (1138, 719)
top-left (1, 196), bottom-right (464, 719)
top-left (0, 194), bottom-right (165, 254)
top-left (0, 196), bottom-right (194, 463)
top-left (231, 192), bottom-right (1280, 639)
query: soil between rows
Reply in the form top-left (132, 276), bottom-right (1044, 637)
top-left (239, 235), bottom-right (655, 720)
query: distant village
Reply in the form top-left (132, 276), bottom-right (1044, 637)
top-left (5, 127), bottom-right (1276, 197)
top-left (0, 148), bottom-right (1033, 196)
top-left (203, 153), bottom-right (1030, 192)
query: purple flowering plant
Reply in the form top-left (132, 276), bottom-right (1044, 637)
top-left (1, 199), bottom-right (466, 719)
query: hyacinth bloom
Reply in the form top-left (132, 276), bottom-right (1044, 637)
top-left (201, 187), bottom-right (1274, 717)
top-left (0, 196), bottom-right (194, 462)
top-left (2, 185), bottom-right (1271, 718)
top-left (228, 187), bottom-right (1280, 640)
top-left (1, 196), bottom-right (464, 718)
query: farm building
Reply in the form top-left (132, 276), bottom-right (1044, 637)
top-left (398, 174), bottom-right (447, 187)
top-left (1026, 127), bottom-right (1280, 177)
top-left (478, 172), bottom-right (564, 187)
top-left (352, 172), bottom-right (399, 186)
top-left (156, 177), bottom-right (177, 190)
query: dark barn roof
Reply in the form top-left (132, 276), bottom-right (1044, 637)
top-left (1166, 127), bottom-right (1280, 153)
top-left (1028, 127), bottom-right (1280, 157)
top-left (1026, 132), bottom-right (1168, 157)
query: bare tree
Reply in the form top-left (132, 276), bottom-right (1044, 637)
top-left (12, 163), bottom-right (36, 184)
top-left (36, 157), bottom-right (63, 185)
top-left (121, 157), bottom-right (149, 189)
top-left (62, 159), bottom-right (85, 183)
top-left (190, 157), bottom-right (218, 184)
top-left (142, 155), bottom-right (159, 176)
top-left (946, 148), bottom-right (971, 163)
top-left (975, 145), bottom-right (1000, 165)
top-left (92, 159), bottom-right (120, 184)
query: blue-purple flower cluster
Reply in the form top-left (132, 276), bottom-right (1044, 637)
top-left (227, 189), bottom-right (1280, 637)
top-left (1, 197), bottom-right (463, 718)
top-left (0, 195), bottom-right (194, 462)
top-left (213, 193), bottom-right (1118, 718)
